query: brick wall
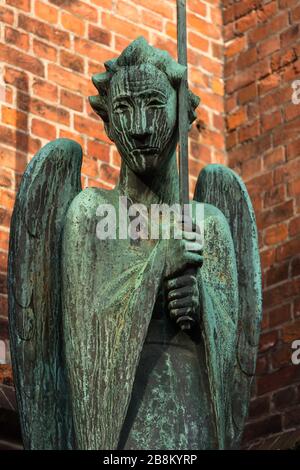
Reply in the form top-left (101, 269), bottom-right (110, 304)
top-left (223, 0), bottom-right (300, 449)
top-left (0, 0), bottom-right (299, 450)
top-left (0, 0), bottom-right (225, 447)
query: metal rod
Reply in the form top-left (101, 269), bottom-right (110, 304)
top-left (177, 0), bottom-right (189, 208)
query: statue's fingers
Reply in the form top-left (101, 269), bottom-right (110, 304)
top-left (167, 274), bottom-right (197, 290)
top-left (184, 241), bottom-right (203, 254)
top-left (169, 297), bottom-right (197, 310)
top-left (184, 252), bottom-right (203, 267)
top-left (167, 286), bottom-right (193, 300)
top-left (169, 306), bottom-right (194, 320)
top-left (192, 221), bottom-right (201, 235)
top-left (182, 230), bottom-right (202, 243)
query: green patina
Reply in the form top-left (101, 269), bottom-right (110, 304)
top-left (8, 37), bottom-right (262, 450)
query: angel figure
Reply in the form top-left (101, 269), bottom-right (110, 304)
top-left (8, 37), bottom-right (262, 450)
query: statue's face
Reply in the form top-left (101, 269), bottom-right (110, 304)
top-left (108, 64), bottom-right (177, 174)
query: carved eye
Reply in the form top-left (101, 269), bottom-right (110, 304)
top-left (114, 103), bottom-right (130, 114)
top-left (147, 98), bottom-right (166, 108)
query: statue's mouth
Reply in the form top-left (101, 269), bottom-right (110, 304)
top-left (131, 147), bottom-right (159, 155)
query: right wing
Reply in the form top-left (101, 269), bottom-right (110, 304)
top-left (8, 138), bottom-right (82, 449)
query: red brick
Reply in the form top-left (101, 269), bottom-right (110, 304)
top-left (74, 115), bottom-right (111, 144)
top-left (238, 120), bottom-right (260, 143)
top-left (292, 4), bottom-right (300, 21)
top-left (237, 47), bottom-right (257, 70)
top-left (31, 119), bottom-right (56, 141)
top-left (188, 13), bottom-right (220, 40)
top-left (265, 223), bottom-right (288, 246)
top-left (225, 36), bottom-right (246, 57)
top-left (243, 415), bottom-right (282, 442)
top-left (60, 50), bottom-right (84, 74)
top-left (259, 330), bottom-right (279, 353)
top-left (249, 12), bottom-right (289, 44)
top-left (271, 48), bottom-right (298, 73)
top-left (0, 168), bottom-right (13, 189)
top-left (282, 320), bottom-right (300, 343)
top-left (102, 13), bottom-right (149, 41)
top-left (74, 37), bottom-right (112, 63)
top-left (6, 0), bottom-right (30, 11)
top-left (5, 26), bottom-right (29, 51)
top-left (32, 79), bottom-right (58, 103)
top-left (0, 207), bottom-right (11, 228)
top-left (263, 147), bottom-right (285, 169)
top-left (1, 106), bottom-right (28, 131)
top-left (264, 278), bottom-right (300, 310)
top-left (257, 365), bottom-right (300, 395)
top-left (288, 178), bottom-right (300, 197)
top-left (48, 64), bottom-right (94, 96)
top-left (258, 200), bottom-right (294, 230)
top-left (274, 158), bottom-right (300, 184)
top-left (99, 163), bottom-right (118, 186)
top-left (61, 11), bottom-right (85, 36)
top-left (88, 25), bottom-right (111, 47)
top-left (287, 138), bottom-right (300, 161)
top-left (269, 304), bottom-right (291, 327)
top-left (226, 59), bottom-right (271, 94)
top-left (49, 0), bottom-right (98, 22)
top-left (264, 185), bottom-right (286, 208)
top-left (280, 24), bottom-right (300, 48)
top-left (272, 343), bottom-right (294, 370)
top-left (188, 0), bottom-right (207, 17)
top-left (226, 109), bottom-right (247, 130)
top-left (0, 43), bottom-right (44, 77)
top-left (188, 32), bottom-right (209, 52)
top-left (87, 140), bottom-right (110, 163)
top-left (284, 101), bottom-right (300, 122)
top-left (249, 396), bottom-right (270, 420)
top-left (274, 116), bottom-right (300, 146)
top-left (18, 93), bottom-right (70, 126)
top-left (236, 11), bottom-right (257, 33)
top-left (238, 83), bottom-right (257, 104)
top-left (141, 9), bottom-right (164, 32)
top-left (35, 0), bottom-right (58, 24)
top-left (33, 39), bottom-right (57, 62)
top-left (289, 216), bottom-right (300, 237)
top-left (276, 238), bottom-right (300, 262)
top-left (0, 6), bottom-right (14, 25)
top-left (18, 14), bottom-right (70, 48)
top-left (0, 145), bottom-right (27, 173)
top-left (136, 0), bottom-right (174, 20)
top-left (60, 90), bottom-right (83, 112)
top-left (258, 37), bottom-right (280, 58)
top-left (262, 110), bottom-right (282, 132)
top-left (259, 74), bottom-right (280, 94)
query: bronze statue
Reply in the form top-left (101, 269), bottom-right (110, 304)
top-left (8, 34), bottom-right (262, 450)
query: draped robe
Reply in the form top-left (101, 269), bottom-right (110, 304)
top-left (62, 183), bottom-right (239, 450)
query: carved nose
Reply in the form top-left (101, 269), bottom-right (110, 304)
top-left (130, 128), bottom-right (152, 144)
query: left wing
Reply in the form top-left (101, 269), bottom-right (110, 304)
top-left (8, 139), bottom-right (82, 449)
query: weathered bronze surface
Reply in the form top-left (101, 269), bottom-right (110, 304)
top-left (8, 37), bottom-right (262, 450)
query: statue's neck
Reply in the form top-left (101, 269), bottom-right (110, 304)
top-left (116, 152), bottom-right (180, 207)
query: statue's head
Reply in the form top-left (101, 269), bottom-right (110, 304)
top-left (89, 37), bottom-right (199, 175)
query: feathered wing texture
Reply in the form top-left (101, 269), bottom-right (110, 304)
top-left (8, 138), bottom-right (82, 449)
top-left (194, 164), bottom-right (262, 448)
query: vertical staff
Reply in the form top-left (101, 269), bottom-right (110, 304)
top-left (177, 0), bottom-right (189, 210)
top-left (177, 0), bottom-right (194, 331)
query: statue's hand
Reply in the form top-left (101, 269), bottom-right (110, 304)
top-left (163, 217), bottom-right (203, 280)
top-left (166, 272), bottom-right (201, 327)
top-left (162, 216), bottom-right (203, 329)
